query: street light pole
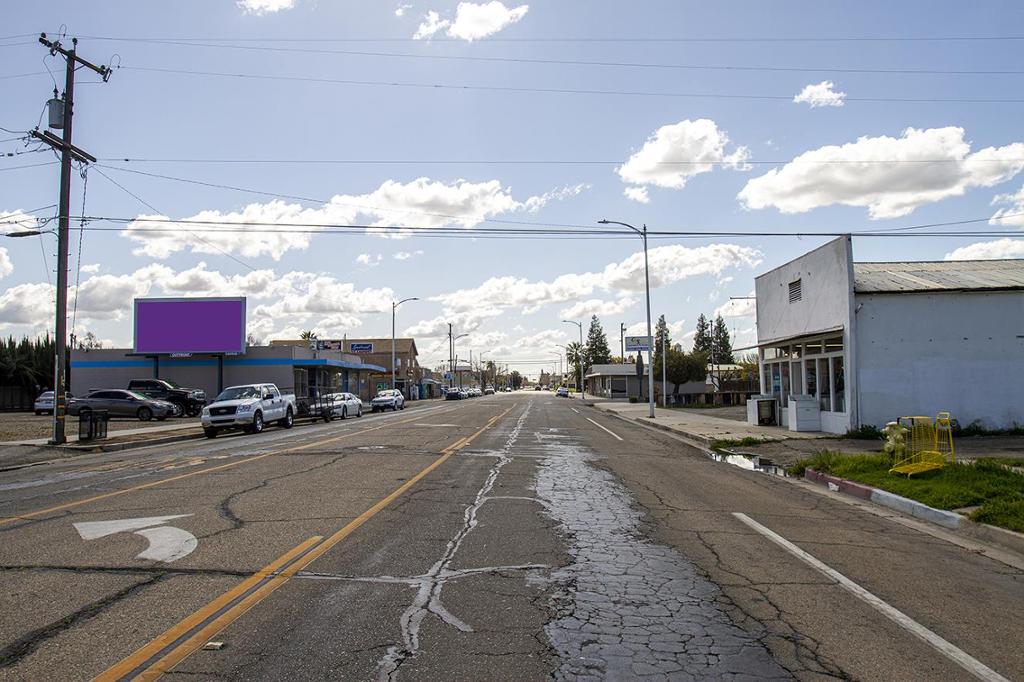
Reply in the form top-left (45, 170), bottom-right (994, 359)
top-left (599, 219), bottom-right (655, 419)
top-left (562, 319), bottom-right (585, 399)
top-left (392, 297), bottom-right (418, 393)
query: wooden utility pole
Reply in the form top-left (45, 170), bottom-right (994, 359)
top-left (33, 34), bottom-right (111, 444)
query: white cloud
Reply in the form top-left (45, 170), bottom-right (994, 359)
top-left (793, 80), bottom-right (846, 108)
top-left (122, 177), bottom-right (580, 259)
top-left (436, 243), bottom-right (762, 314)
top-left (356, 253), bottom-right (382, 267)
top-left (237, 0), bottom-right (295, 14)
top-left (0, 282), bottom-right (54, 329)
top-left (404, 307), bottom-right (504, 337)
top-left (80, 263), bottom-right (101, 274)
top-left (415, 2), bottom-right (528, 41)
top-left (0, 247), bottom-right (12, 279)
top-left (739, 127), bottom-right (1024, 219)
top-left (943, 239), bottom-right (1024, 260)
top-left (0, 209), bottom-right (39, 233)
top-left (617, 119), bottom-right (749, 200)
top-left (559, 297), bottom-right (637, 320)
top-left (715, 291), bottom-right (756, 319)
top-left (623, 186), bottom-right (650, 204)
top-left (990, 185), bottom-right (1024, 228)
top-left (393, 250), bottom-right (424, 260)
top-left (395, 3), bottom-right (412, 17)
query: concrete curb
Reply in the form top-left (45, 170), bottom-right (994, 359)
top-left (588, 403), bottom-right (719, 446)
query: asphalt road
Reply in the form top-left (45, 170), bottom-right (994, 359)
top-left (0, 393), bottom-right (1020, 680)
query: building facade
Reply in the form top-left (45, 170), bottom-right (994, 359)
top-left (271, 338), bottom-right (424, 399)
top-left (750, 237), bottom-right (1024, 433)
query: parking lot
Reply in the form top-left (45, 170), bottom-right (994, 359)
top-left (0, 411), bottom-right (180, 443)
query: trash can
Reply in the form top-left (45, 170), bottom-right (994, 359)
top-left (756, 399), bottom-right (776, 426)
top-left (79, 409), bottom-right (109, 441)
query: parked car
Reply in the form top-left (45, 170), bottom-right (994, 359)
top-left (128, 379), bottom-right (207, 417)
top-left (323, 392), bottom-right (362, 421)
top-left (201, 383), bottom-right (296, 438)
top-left (68, 390), bottom-right (177, 421)
top-left (445, 388), bottom-right (464, 400)
top-left (534, 386), bottom-right (541, 391)
top-left (556, 387), bottom-right (569, 398)
top-left (484, 387), bottom-right (495, 395)
top-left (34, 390), bottom-right (55, 415)
top-left (371, 389), bottom-right (405, 412)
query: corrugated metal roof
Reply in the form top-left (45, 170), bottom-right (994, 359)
top-left (854, 259), bottom-right (1024, 293)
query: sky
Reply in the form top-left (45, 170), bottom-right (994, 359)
top-left (1, 1), bottom-right (1023, 379)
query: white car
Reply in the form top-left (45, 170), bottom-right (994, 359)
top-left (34, 390), bottom-right (55, 415)
top-left (371, 389), bottom-right (405, 412)
top-left (324, 392), bottom-right (362, 420)
top-left (201, 383), bottom-right (296, 437)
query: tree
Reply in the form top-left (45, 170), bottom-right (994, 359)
top-left (585, 315), bottom-right (611, 366)
top-left (566, 341), bottom-right (586, 389)
top-left (299, 330), bottom-right (318, 341)
top-left (712, 315), bottom-right (735, 364)
top-left (664, 348), bottom-right (708, 400)
top-left (654, 314), bottom-right (671, 354)
top-left (693, 314), bottom-right (712, 356)
top-left (510, 370), bottom-right (522, 390)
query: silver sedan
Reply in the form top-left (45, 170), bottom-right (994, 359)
top-left (323, 392), bottom-right (363, 421)
top-left (68, 389), bottom-right (178, 421)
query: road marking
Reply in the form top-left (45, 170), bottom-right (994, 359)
top-left (585, 417), bottom-right (623, 441)
top-left (570, 408), bottom-right (579, 414)
top-left (732, 512), bottom-right (1010, 682)
top-left (74, 514), bottom-right (198, 563)
top-left (0, 406), bottom-right (463, 527)
top-left (100, 406), bottom-right (514, 681)
top-left (413, 423), bottom-right (460, 427)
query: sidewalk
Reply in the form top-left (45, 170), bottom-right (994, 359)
top-left (587, 400), bottom-right (828, 447)
top-left (1, 421), bottom-right (201, 448)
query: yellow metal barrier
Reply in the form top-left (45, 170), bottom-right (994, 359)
top-left (889, 412), bottom-right (955, 477)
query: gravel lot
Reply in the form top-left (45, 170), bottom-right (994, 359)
top-left (0, 411), bottom-right (194, 442)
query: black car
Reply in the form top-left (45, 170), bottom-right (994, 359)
top-left (127, 379), bottom-right (207, 417)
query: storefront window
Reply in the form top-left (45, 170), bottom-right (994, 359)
top-left (804, 340), bottom-right (823, 355)
top-left (791, 361), bottom-right (803, 397)
top-left (818, 358), bottom-right (831, 411)
top-left (771, 363), bottom-right (782, 397)
top-left (791, 344), bottom-right (802, 359)
top-left (805, 359), bottom-right (816, 401)
top-left (825, 336), bottom-right (844, 353)
top-left (832, 356), bottom-right (845, 412)
top-left (781, 362), bottom-right (790, 406)
top-left (763, 364), bottom-right (771, 394)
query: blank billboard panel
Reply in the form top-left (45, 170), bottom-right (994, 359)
top-left (134, 297), bottom-right (246, 355)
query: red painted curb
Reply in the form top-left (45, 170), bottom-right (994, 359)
top-left (804, 468), bottom-right (874, 500)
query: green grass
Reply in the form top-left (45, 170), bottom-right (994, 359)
top-left (790, 451), bottom-right (1024, 533)
top-left (974, 457), bottom-right (1024, 469)
top-left (710, 436), bottom-right (768, 451)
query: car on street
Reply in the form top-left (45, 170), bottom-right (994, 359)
top-left (201, 383), bottom-right (296, 437)
top-left (128, 379), bottom-right (207, 417)
top-left (534, 386), bottom-right (541, 391)
top-left (445, 388), bottom-right (464, 400)
top-left (484, 387), bottom-right (495, 395)
top-left (371, 389), bottom-right (405, 412)
top-left (556, 387), bottom-right (569, 398)
top-left (324, 392), bottom-right (362, 420)
top-left (34, 390), bottom-right (55, 415)
top-left (67, 390), bottom-right (177, 421)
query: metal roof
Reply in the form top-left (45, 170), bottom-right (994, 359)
top-left (853, 259), bottom-right (1024, 293)
top-left (585, 363), bottom-right (647, 378)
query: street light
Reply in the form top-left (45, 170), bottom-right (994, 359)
top-left (599, 219), bottom-right (654, 419)
top-left (562, 319), bottom-right (585, 399)
top-left (391, 297), bottom-right (419, 392)
top-left (554, 343), bottom-right (568, 380)
top-left (450, 330), bottom-right (469, 388)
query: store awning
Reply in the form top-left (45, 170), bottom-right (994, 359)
top-left (734, 324), bottom-right (845, 352)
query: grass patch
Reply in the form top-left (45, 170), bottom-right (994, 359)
top-left (954, 420), bottom-right (1024, 437)
top-left (790, 451), bottom-right (1024, 533)
top-left (974, 457), bottom-right (1024, 469)
top-left (842, 424), bottom-right (885, 440)
top-left (669, 403), bottom-right (730, 410)
top-left (711, 436), bottom-right (768, 451)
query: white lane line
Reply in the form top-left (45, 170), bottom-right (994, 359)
top-left (585, 417), bottom-right (623, 441)
top-left (732, 512), bottom-right (1009, 682)
top-left (570, 408), bottom-right (580, 414)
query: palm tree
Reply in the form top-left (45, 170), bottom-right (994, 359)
top-left (566, 341), bottom-right (586, 389)
top-left (299, 330), bottom-right (318, 341)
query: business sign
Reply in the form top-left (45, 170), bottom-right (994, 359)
top-left (625, 335), bottom-right (652, 352)
top-left (350, 342), bottom-right (374, 353)
top-left (134, 297), bottom-right (246, 355)
top-left (316, 340), bottom-right (343, 351)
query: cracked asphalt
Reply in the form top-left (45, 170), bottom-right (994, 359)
top-left (0, 394), bottom-right (1021, 680)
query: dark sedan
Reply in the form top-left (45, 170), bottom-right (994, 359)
top-left (68, 389), bottom-right (178, 421)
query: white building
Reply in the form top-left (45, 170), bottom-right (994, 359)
top-left (748, 236), bottom-right (1024, 434)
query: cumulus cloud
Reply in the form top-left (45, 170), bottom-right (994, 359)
top-left (623, 186), bottom-right (650, 204)
top-left (237, 0), bottom-right (295, 14)
top-left (943, 239), bottom-right (1024, 260)
top-left (436, 243), bottom-right (762, 314)
top-left (793, 80), bottom-right (846, 108)
top-left (0, 282), bottom-right (54, 329)
top-left (356, 253), bottom-right (382, 267)
top-left (0, 209), bottom-right (39, 233)
top-left (617, 119), bottom-right (749, 200)
top-left (404, 307), bottom-right (504, 337)
top-left (414, 1), bottom-right (528, 41)
top-left (395, 3), bottom-right (412, 17)
top-left (393, 250), bottom-right (424, 260)
top-left (714, 291), bottom-right (756, 319)
top-left (739, 126), bottom-right (1024, 219)
top-left (989, 185), bottom-right (1024, 228)
top-left (0, 248), bottom-right (12, 279)
top-left (122, 177), bottom-right (581, 259)
top-left (559, 297), bottom-right (637, 320)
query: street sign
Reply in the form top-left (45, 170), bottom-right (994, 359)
top-left (444, 372), bottom-right (453, 380)
top-left (625, 335), bottom-right (652, 352)
top-left (376, 382), bottom-right (388, 392)
top-left (73, 514), bottom-right (197, 563)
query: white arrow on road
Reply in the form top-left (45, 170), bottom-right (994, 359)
top-left (73, 514), bottom-right (197, 563)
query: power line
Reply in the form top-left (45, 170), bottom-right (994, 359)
top-left (119, 66), bottom-right (1024, 104)
top-left (99, 156), bottom-right (1024, 166)
top-left (70, 39), bottom-right (1024, 76)
top-left (0, 161), bottom-right (59, 172)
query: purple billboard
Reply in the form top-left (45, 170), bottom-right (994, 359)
top-left (133, 297), bottom-right (246, 355)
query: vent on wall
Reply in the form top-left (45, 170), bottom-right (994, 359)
top-left (788, 278), bottom-right (802, 303)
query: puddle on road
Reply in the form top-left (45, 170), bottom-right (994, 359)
top-left (534, 431), bottom-right (789, 680)
top-left (709, 451), bottom-right (789, 477)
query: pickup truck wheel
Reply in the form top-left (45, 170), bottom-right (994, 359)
top-left (246, 411), bottom-right (264, 434)
top-left (203, 428), bottom-right (218, 439)
top-left (137, 407), bottom-right (153, 422)
top-left (169, 400), bottom-right (185, 417)
top-left (186, 405), bottom-right (201, 418)
top-left (279, 408), bottom-right (294, 429)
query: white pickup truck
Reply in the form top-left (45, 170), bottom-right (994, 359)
top-left (201, 383), bottom-right (296, 438)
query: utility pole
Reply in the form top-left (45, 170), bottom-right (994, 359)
top-left (662, 329), bottom-right (667, 407)
top-left (620, 322), bottom-right (626, 362)
top-left (448, 323), bottom-right (454, 389)
top-left (33, 34), bottom-right (110, 445)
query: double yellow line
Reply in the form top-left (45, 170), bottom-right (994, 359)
top-left (95, 407), bottom-right (513, 681)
